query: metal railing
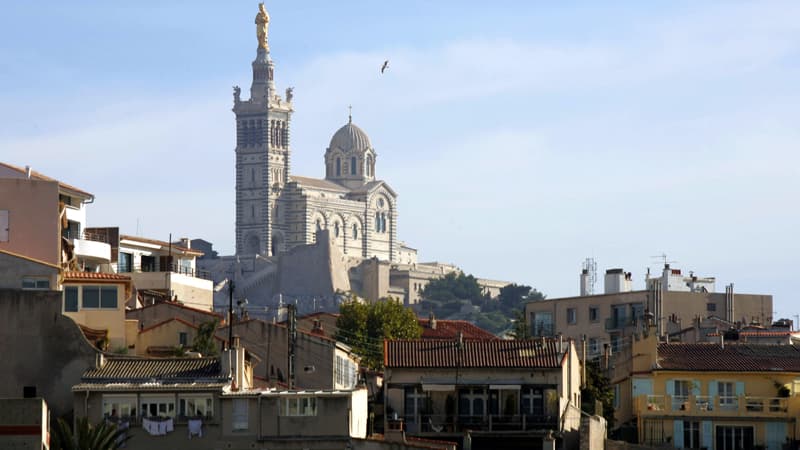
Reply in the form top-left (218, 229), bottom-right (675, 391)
top-left (605, 315), bottom-right (633, 330)
top-left (63, 230), bottom-right (109, 244)
top-left (118, 263), bottom-right (212, 280)
top-left (638, 394), bottom-right (790, 416)
top-left (403, 413), bottom-right (558, 434)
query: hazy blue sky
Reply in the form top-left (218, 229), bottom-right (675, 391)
top-left (2, 2), bottom-right (798, 319)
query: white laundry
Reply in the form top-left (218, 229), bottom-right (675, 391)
top-left (165, 418), bottom-right (174, 433)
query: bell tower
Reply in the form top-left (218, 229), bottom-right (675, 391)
top-left (234, 3), bottom-right (293, 256)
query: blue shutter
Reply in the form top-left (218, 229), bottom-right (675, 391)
top-left (766, 422), bottom-right (787, 450)
top-left (633, 379), bottom-right (653, 396)
top-left (702, 421), bottom-right (713, 449)
top-left (708, 381), bottom-right (717, 411)
top-left (691, 379), bottom-right (700, 397)
top-left (735, 381), bottom-right (745, 401)
top-left (666, 379), bottom-right (675, 396)
top-left (673, 420), bottom-right (684, 448)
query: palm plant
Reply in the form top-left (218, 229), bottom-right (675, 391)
top-left (51, 416), bottom-right (130, 450)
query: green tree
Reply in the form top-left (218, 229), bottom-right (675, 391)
top-left (51, 416), bottom-right (130, 450)
top-left (581, 360), bottom-right (615, 427)
top-left (193, 318), bottom-right (219, 356)
top-left (422, 272), bottom-right (484, 303)
top-left (336, 298), bottom-right (422, 369)
top-left (508, 309), bottom-right (530, 340)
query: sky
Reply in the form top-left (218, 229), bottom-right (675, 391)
top-left (1, 1), bottom-right (799, 319)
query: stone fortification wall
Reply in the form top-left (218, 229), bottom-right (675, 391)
top-left (277, 230), bottom-right (350, 298)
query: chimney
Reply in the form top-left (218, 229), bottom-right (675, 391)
top-left (429, 311), bottom-right (437, 330)
top-left (457, 330), bottom-right (463, 348)
top-left (720, 333), bottom-right (725, 349)
top-left (25, 165), bottom-right (31, 179)
top-left (180, 237), bottom-right (191, 249)
top-left (580, 269), bottom-right (590, 296)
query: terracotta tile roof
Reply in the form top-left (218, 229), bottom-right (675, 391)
top-left (119, 234), bottom-right (204, 256)
top-left (0, 161), bottom-right (93, 198)
top-left (657, 343), bottom-right (800, 372)
top-left (385, 339), bottom-right (565, 369)
top-left (127, 300), bottom-right (222, 319)
top-left (418, 319), bottom-right (499, 341)
top-left (707, 331), bottom-right (798, 337)
top-left (64, 271), bottom-right (131, 282)
top-left (82, 356), bottom-right (225, 382)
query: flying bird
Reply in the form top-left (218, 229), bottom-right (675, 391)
top-left (381, 60), bottom-right (389, 74)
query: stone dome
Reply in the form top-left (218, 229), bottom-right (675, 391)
top-left (328, 120), bottom-right (372, 152)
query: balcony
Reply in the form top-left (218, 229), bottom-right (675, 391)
top-left (401, 413), bottom-right (558, 435)
top-left (65, 230), bottom-right (111, 263)
top-left (637, 394), bottom-right (790, 418)
top-left (605, 315), bottom-right (635, 330)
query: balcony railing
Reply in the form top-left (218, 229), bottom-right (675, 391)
top-left (637, 394), bottom-right (789, 417)
top-left (402, 413), bottom-right (558, 434)
top-left (118, 263), bottom-right (211, 280)
top-left (605, 315), bottom-right (635, 330)
top-left (63, 230), bottom-right (109, 244)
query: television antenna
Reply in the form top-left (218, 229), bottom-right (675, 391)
top-left (650, 253), bottom-right (677, 268)
top-left (582, 257), bottom-right (597, 295)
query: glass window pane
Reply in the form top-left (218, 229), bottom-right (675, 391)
top-left (83, 287), bottom-right (100, 308)
top-left (100, 286), bottom-right (117, 308)
top-left (64, 287), bottom-right (79, 312)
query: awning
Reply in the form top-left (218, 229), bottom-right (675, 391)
top-left (489, 384), bottom-right (521, 390)
top-left (421, 384), bottom-right (456, 392)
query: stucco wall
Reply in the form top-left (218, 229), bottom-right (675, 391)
top-left (0, 289), bottom-right (99, 417)
top-left (0, 251), bottom-right (58, 289)
top-left (277, 230), bottom-right (350, 297)
top-left (0, 179), bottom-right (60, 265)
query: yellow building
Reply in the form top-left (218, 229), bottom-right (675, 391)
top-left (613, 327), bottom-right (800, 450)
top-left (62, 271), bottom-right (133, 351)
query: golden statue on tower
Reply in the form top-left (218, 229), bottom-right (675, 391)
top-left (255, 3), bottom-right (270, 50)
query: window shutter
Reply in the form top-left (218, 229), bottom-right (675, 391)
top-left (0, 210), bottom-right (8, 242)
top-left (702, 421), bottom-right (713, 449)
top-left (673, 420), bottom-right (684, 448)
top-left (691, 380), bottom-right (700, 397)
top-left (708, 380), bottom-right (717, 397)
top-left (735, 382), bottom-right (745, 396)
top-left (666, 379), bottom-right (675, 396)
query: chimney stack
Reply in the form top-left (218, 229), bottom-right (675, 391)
top-left (25, 165), bottom-right (31, 179)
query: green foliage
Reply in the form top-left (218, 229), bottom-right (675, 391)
top-left (193, 319), bottom-right (219, 356)
top-left (336, 298), bottom-right (421, 369)
top-left (581, 360), bottom-right (615, 427)
top-left (51, 416), bottom-right (130, 450)
top-left (421, 276), bottom-right (546, 336)
top-left (508, 309), bottom-right (530, 340)
top-left (422, 272), bottom-right (484, 302)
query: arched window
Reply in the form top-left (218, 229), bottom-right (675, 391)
top-left (350, 156), bottom-right (357, 175)
top-left (316, 219), bottom-right (323, 231)
top-left (336, 158), bottom-right (341, 177)
top-left (374, 212), bottom-right (380, 232)
top-left (352, 224), bottom-right (358, 240)
top-left (366, 155), bottom-right (372, 177)
top-left (251, 168), bottom-right (255, 183)
top-left (334, 222), bottom-right (340, 238)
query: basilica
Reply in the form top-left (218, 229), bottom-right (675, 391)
top-left (233, 4), bottom-right (398, 262)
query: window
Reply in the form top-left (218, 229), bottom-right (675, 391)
top-left (100, 286), bottom-right (118, 308)
top-left (83, 287), bottom-right (100, 308)
top-left (352, 224), bottom-right (358, 240)
top-left (103, 395), bottom-right (137, 419)
top-left (531, 312), bottom-right (553, 336)
top-left (611, 335), bottom-right (622, 353)
top-left (64, 286), bottom-right (79, 312)
top-left (716, 426), bottom-right (754, 450)
top-left (178, 395), bottom-right (213, 418)
top-left (613, 385), bottom-right (620, 409)
top-left (707, 303), bottom-right (717, 312)
top-left (589, 307), bottom-right (598, 322)
top-left (334, 355), bottom-right (357, 388)
top-left (366, 155), bottom-right (372, 177)
top-left (22, 277), bottom-right (50, 290)
top-left (232, 399), bottom-right (248, 430)
top-left (566, 308), bottom-right (577, 324)
top-left (718, 381), bottom-right (736, 408)
top-left (335, 158), bottom-right (341, 176)
top-left (334, 222), bottom-right (340, 238)
top-left (140, 395), bottom-right (175, 418)
top-left (280, 397), bottom-right (317, 416)
top-left (683, 421), bottom-right (700, 449)
top-left (179, 332), bottom-right (188, 347)
top-left (672, 380), bottom-right (691, 410)
top-left (588, 338), bottom-right (599, 355)
top-left (458, 388), bottom-right (486, 417)
top-left (118, 252), bottom-right (132, 273)
top-left (350, 156), bottom-right (356, 175)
